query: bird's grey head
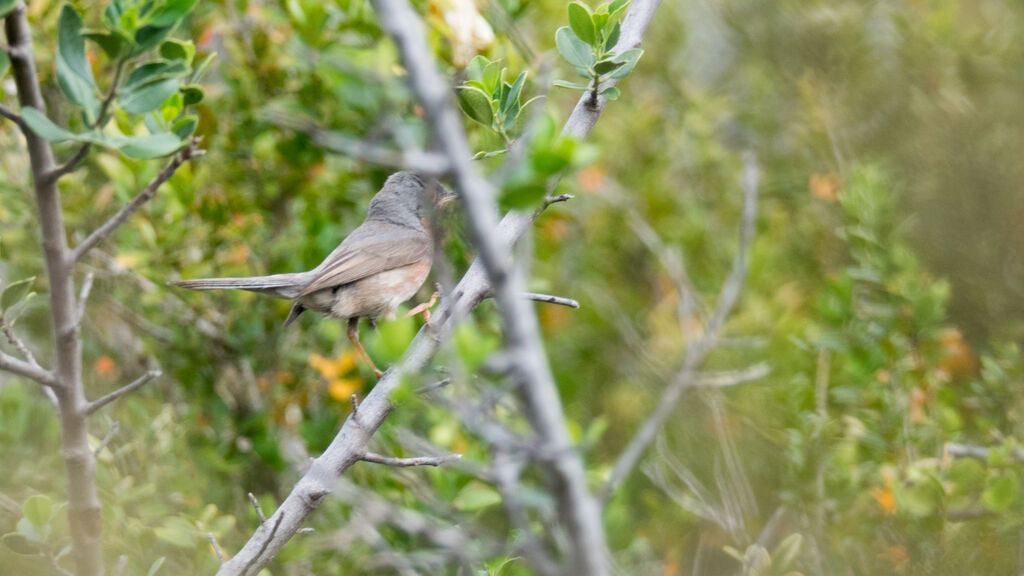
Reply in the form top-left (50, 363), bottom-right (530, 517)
top-left (367, 171), bottom-right (449, 227)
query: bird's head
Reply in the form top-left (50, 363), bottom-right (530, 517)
top-left (369, 171), bottom-right (456, 222)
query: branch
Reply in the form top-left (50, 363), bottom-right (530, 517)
top-left (0, 349), bottom-right (57, 387)
top-left (599, 152), bottom-right (760, 502)
top-left (247, 493), bottom-right (267, 524)
top-left (208, 533), bottom-right (227, 564)
top-left (214, 3), bottom-right (663, 573)
top-left (361, 452), bottom-right (462, 467)
top-left (946, 442), bottom-right (1024, 464)
top-left (46, 143), bottom-right (91, 182)
top-left (522, 292), bottom-right (580, 309)
top-left (70, 143), bottom-right (203, 262)
top-left (0, 102), bottom-right (27, 132)
top-left (93, 421), bottom-right (120, 457)
top-left (266, 107), bottom-right (451, 174)
top-left (84, 370), bottom-right (160, 415)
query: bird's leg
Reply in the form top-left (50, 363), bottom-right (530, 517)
top-left (404, 291), bottom-right (440, 323)
top-left (348, 318), bottom-right (384, 379)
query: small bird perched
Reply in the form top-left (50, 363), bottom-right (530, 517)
top-left (171, 171), bottom-right (453, 378)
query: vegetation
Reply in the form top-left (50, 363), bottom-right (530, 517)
top-left (1, 0), bottom-right (1022, 574)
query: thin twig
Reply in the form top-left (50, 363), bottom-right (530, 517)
top-left (0, 317), bottom-right (41, 369)
top-left (415, 377), bottom-right (451, 395)
top-left (361, 452), bottom-right (462, 467)
top-left (522, 292), bottom-right (580, 309)
top-left (544, 193), bottom-right (574, 205)
top-left (266, 107), bottom-right (450, 174)
top-left (93, 421), bottom-right (120, 457)
top-left (946, 442), bottom-right (1024, 464)
top-left (71, 144), bottom-right (204, 262)
top-left (0, 103), bottom-right (28, 131)
top-left (76, 272), bottom-right (94, 326)
top-left (248, 492), bottom-right (267, 524)
top-left (600, 152), bottom-right (760, 502)
top-left (47, 144), bottom-right (91, 182)
top-left (84, 370), bottom-right (161, 415)
top-left (208, 532), bottom-right (226, 564)
top-left (691, 362), bottom-right (771, 387)
top-left (112, 556), bottom-right (128, 576)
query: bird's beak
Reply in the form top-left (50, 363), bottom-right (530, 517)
top-left (438, 186), bottom-right (458, 208)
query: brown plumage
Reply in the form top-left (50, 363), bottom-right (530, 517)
top-left (171, 171), bottom-right (451, 377)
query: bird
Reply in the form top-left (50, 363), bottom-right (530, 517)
top-left (170, 171), bottom-right (453, 378)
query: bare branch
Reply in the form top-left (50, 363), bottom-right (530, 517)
top-left (0, 349), bottom-right (57, 387)
top-left (93, 421), bottom-right (120, 457)
top-left (84, 370), bottom-right (161, 415)
top-left (47, 143), bottom-right (91, 182)
top-left (691, 362), bottom-right (771, 387)
top-left (361, 452), bottom-right (462, 468)
top-left (946, 442), bottom-right (1024, 464)
top-left (76, 271), bottom-right (94, 325)
top-left (71, 144), bottom-right (203, 262)
top-left (545, 193), bottom-right (574, 205)
top-left (248, 492), bottom-right (267, 524)
top-left (522, 292), bottom-right (580, 309)
top-left (1, 317), bottom-right (42, 370)
top-left (214, 2), bottom-right (663, 573)
top-left (266, 107), bottom-right (451, 174)
top-left (416, 377), bottom-right (451, 395)
top-left (208, 532), bottom-right (226, 564)
top-left (0, 102), bottom-right (27, 132)
top-left (600, 152), bottom-right (760, 502)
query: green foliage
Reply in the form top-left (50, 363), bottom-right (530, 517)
top-left (457, 55), bottom-right (540, 150)
top-left (554, 0), bottom-right (642, 100)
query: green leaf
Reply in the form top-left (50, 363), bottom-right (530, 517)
top-left (22, 495), bottom-right (52, 528)
top-left (568, 2), bottom-right (597, 46)
top-left (467, 54), bottom-right (489, 82)
top-left (149, 0), bottom-right (199, 27)
top-left (82, 29), bottom-right (130, 59)
top-left (608, 48), bottom-right (643, 79)
top-left (501, 71), bottom-right (527, 116)
top-left (2, 277), bottom-right (36, 311)
top-left (456, 86), bottom-right (494, 128)
top-left (481, 60), bottom-right (502, 94)
top-left (983, 473), bottom-right (1019, 512)
top-left (369, 313), bottom-right (415, 364)
top-left (0, 0), bottom-right (17, 18)
top-left (605, 0), bottom-right (631, 35)
top-left (594, 59), bottom-right (623, 75)
top-left (159, 39), bottom-right (195, 63)
top-left (113, 133), bottom-right (182, 159)
top-left (609, 0), bottom-right (630, 13)
top-left (121, 77), bottom-right (179, 114)
top-left (123, 61), bottom-right (189, 91)
top-left (771, 533), bottom-right (802, 571)
top-left (0, 45), bottom-right (9, 79)
top-left (2, 533), bottom-right (41, 556)
top-left (191, 53), bottom-right (216, 83)
top-left (501, 178), bottom-right (547, 209)
top-left (147, 557), bottom-right (166, 576)
top-left (453, 481), bottom-right (502, 511)
top-left (134, 24), bottom-right (176, 54)
top-left (606, 21), bottom-right (621, 48)
top-left (600, 86), bottom-right (620, 100)
top-left (553, 79), bottom-right (590, 91)
top-left (555, 26), bottom-right (595, 69)
top-left (56, 5), bottom-right (99, 121)
top-left (21, 108), bottom-right (75, 141)
top-left (154, 517), bottom-right (196, 548)
top-left (180, 85), bottom-right (204, 106)
top-left (172, 114), bottom-right (198, 139)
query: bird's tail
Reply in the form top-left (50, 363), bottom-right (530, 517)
top-left (169, 272), bottom-right (309, 299)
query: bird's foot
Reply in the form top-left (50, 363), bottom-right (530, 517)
top-left (405, 291), bottom-right (440, 323)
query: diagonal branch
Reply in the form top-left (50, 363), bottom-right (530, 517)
top-left (0, 102), bottom-right (28, 132)
top-left (360, 452), bottom-right (462, 467)
top-left (84, 370), bottom-right (161, 415)
top-left (70, 143), bottom-right (203, 263)
top-left (214, 2), bottom-right (663, 574)
top-left (0, 348), bottom-right (57, 387)
top-left (599, 152), bottom-right (760, 502)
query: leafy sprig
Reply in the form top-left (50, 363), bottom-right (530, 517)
top-left (553, 0), bottom-right (642, 104)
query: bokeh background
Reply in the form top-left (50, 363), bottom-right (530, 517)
top-left (2, 0), bottom-right (1023, 574)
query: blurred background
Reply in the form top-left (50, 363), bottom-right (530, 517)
top-left (1, 0), bottom-right (1023, 574)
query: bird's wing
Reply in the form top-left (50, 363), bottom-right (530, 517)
top-left (298, 223), bottom-right (431, 298)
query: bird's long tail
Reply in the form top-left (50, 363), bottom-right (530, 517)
top-left (169, 272), bottom-right (309, 299)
